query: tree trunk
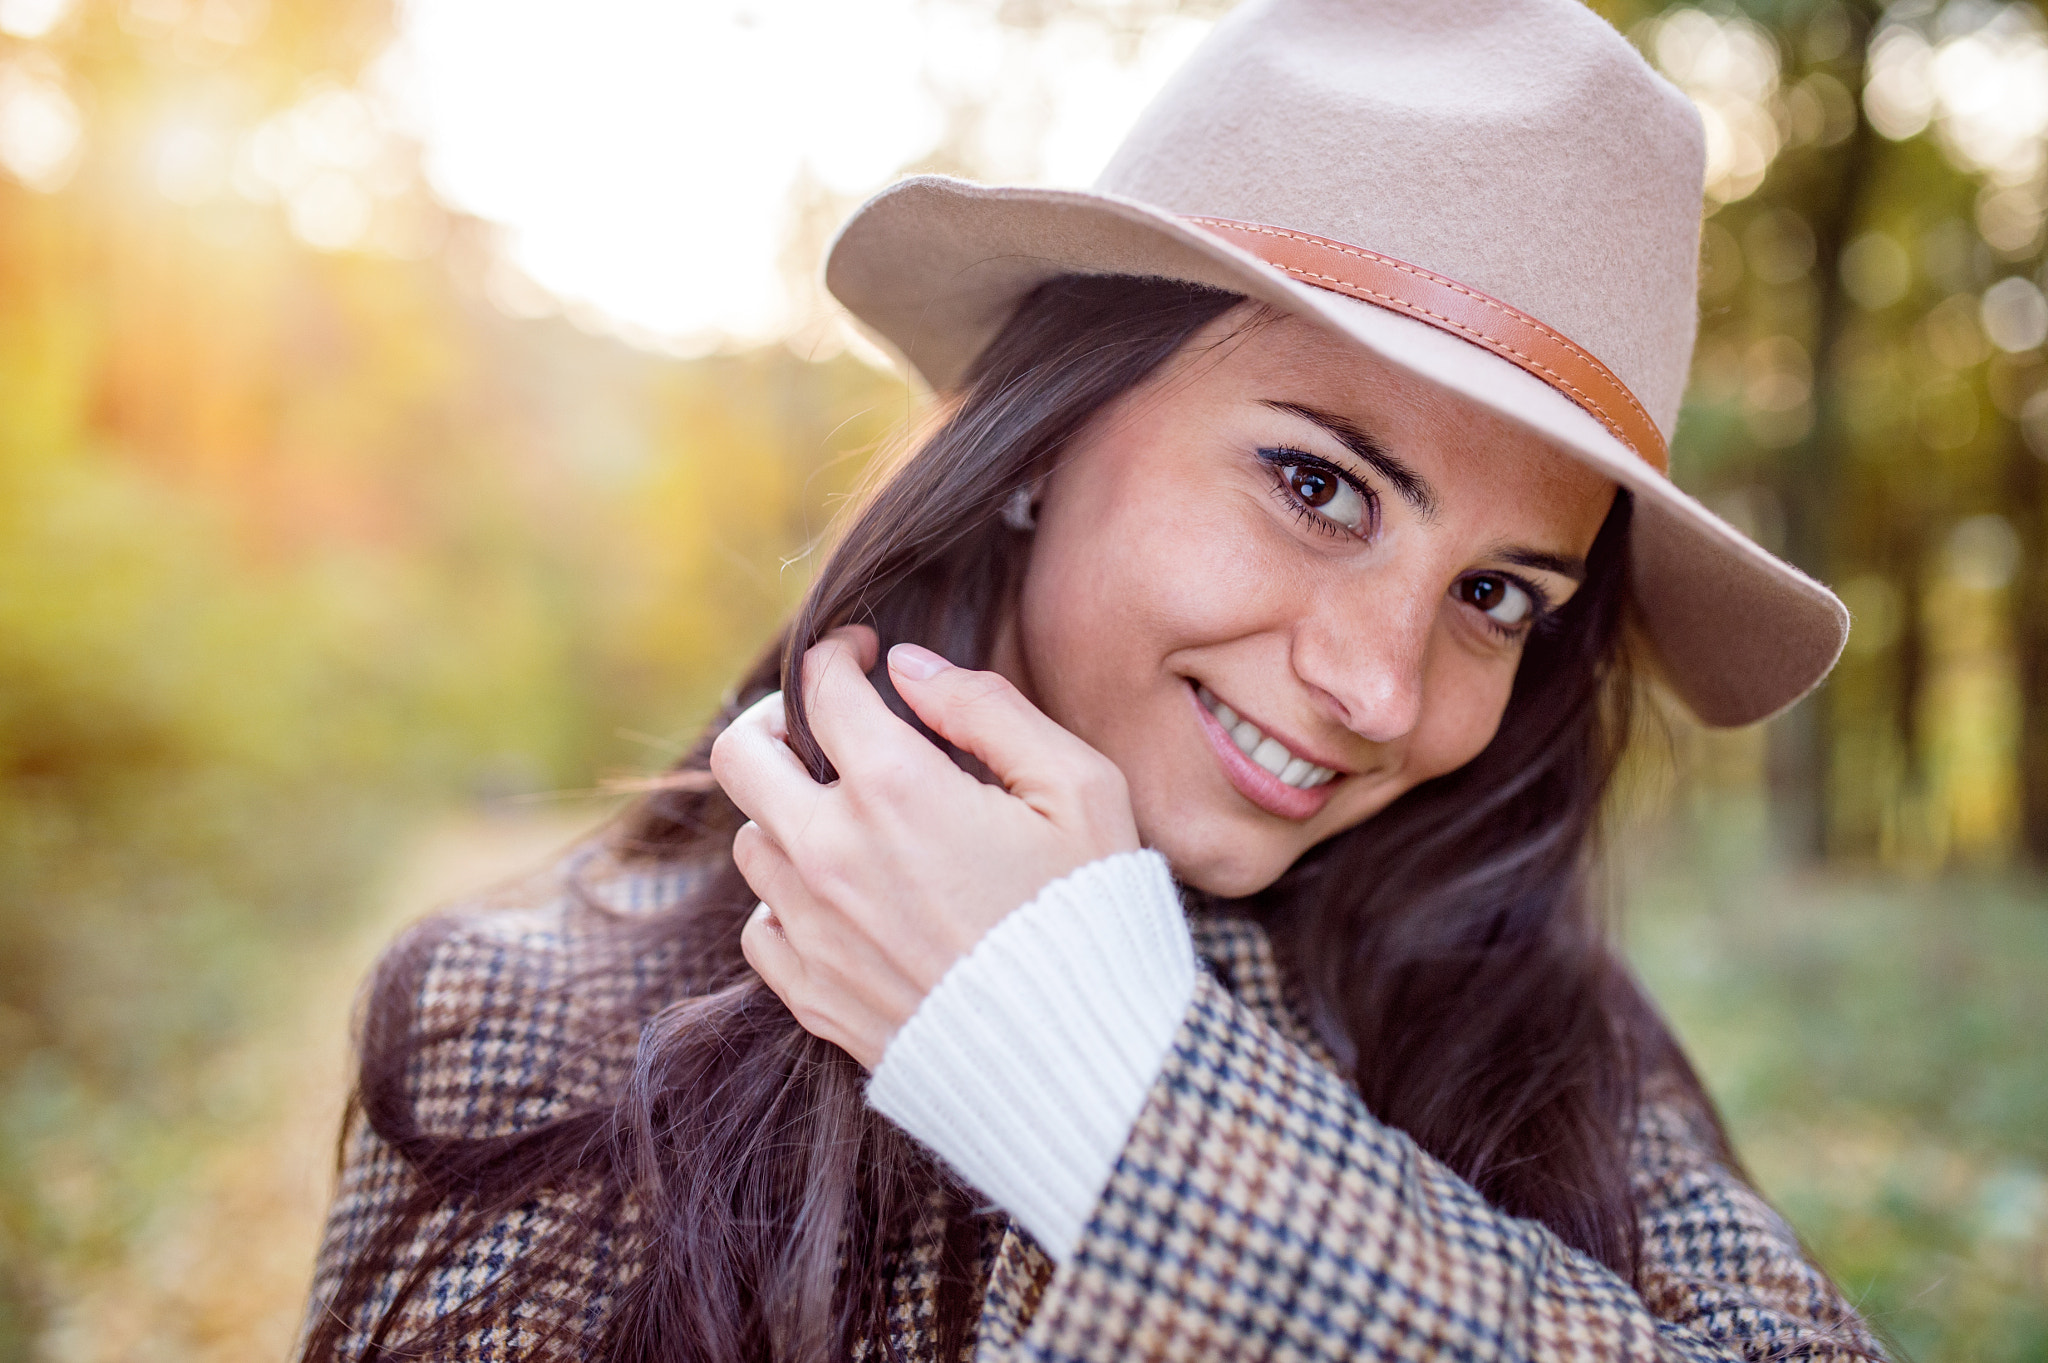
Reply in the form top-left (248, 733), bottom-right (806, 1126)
top-left (2006, 422), bottom-right (2048, 865)
top-left (1770, 10), bottom-right (1878, 860)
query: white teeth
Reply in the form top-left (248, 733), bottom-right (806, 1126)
top-left (1198, 686), bottom-right (1340, 790)
top-left (1199, 685), bottom-right (1241, 729)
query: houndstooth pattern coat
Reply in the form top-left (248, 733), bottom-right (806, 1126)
top-left (301, 843), bottom-right (1887, 1361)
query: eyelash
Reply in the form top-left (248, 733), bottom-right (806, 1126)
top-left (1465, 572), bottom-right (1559, 643)
top-left (1257, 446), bottom-right (1379, 540)
top-left (1257, 445), bottom-right (1559, 642)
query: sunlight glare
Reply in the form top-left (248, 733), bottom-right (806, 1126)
top-left (379, 0), bottom-right (1210, 347)
top-left (0, 0), bottom-right (71, 39)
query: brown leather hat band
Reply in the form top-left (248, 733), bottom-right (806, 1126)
top-left (1186, 216), bottom-right (1669, 473)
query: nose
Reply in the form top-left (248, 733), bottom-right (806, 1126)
top-left (1292, 564), bottom-right (1435, 745)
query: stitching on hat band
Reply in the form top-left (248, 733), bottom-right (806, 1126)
top-left (1185, 216), bottom-right (1670, 474)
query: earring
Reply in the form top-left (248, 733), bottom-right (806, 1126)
top-left (1000, 485), bottom-right (1037, 531)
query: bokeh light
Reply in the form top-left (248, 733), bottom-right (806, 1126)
top-left (1980, 274), bottom-right (2048, 352)
top-left (1643, 6), bottom-right (1783, 204)
top-left (1866, 1), bottom-right (2048, 185)
top-left (0, 52), bottom-right (80, 190)
top-left (1840, 229), bottom-right (1913, 309)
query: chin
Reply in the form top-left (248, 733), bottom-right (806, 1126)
top-left (1178, 859), bottom-right (1290, 899)
top-left (1142, 809), bottom-right (1297, 900)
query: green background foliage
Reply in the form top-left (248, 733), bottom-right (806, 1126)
top-left (0, 1), bottom-right (2042, 1359)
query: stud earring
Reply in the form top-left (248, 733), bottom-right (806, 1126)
top-left (1000, 485), bottom-right (1037, 531)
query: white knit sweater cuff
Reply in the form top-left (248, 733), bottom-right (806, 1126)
top-left (865, 849), bottom-right (1196, 1265)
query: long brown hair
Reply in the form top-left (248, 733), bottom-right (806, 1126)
top-left (305, 274), bottom-right (1715, 1362)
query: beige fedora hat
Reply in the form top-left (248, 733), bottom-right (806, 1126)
top-left (824, 0), bottom-right (1848, 726)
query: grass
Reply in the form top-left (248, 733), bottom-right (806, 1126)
top-left (5, 810), bottom-right (599, 1363)
top-left (1625, 804), bottom-right (2048, 1363)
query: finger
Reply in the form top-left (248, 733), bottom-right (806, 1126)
top-left (732, 820), bottom-right (846, 963)
top-left (733, 827), bottom-right (832, 987)
top-left (742, 905), bottom-right (888, 1068)
top-left (835, 623), bottom-right (880, 672)
top-left (731, 819), bottom-right (805, 916)
top-left (711, 692), bottom-right (825, 844)
top-left (741, 900), bottom-right (804, 998)
top-left (742, 894), bottom-right (913, 1070)
top-left (799, 626), bottom-right (942, 783)
top-left (886, 643), bottom-right (1117, 815)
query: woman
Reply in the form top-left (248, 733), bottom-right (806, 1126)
top-left (301, 1), bottom-right (1885, 1359)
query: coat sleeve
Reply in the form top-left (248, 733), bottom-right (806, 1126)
top-left (991, 971), bottom-right (1886, 1363)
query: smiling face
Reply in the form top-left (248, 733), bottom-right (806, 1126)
top-left (994, 307), bottom-right (1618, 897)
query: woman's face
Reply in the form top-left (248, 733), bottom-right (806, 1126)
top-left (997, 308), bottom-right (1617, 898)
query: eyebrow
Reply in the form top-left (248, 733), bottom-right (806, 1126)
top-left (1496, 547), bottom-right (1588, 582)
top-left (1261, 400), bottom-right (1440, 518)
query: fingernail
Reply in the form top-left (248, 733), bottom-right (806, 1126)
top-left (888, 642), bottom-right (952, 680)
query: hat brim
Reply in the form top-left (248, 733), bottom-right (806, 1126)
top-left (824, 175), bottom-right (1847, 728)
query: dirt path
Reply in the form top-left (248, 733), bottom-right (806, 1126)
top-left (40, 809), bottom-right (600, 1363)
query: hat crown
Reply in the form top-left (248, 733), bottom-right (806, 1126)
top-left (1094, 0), bottom-right (1706, 436)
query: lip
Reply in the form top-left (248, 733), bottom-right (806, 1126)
top-left (1185, 681), bottom-right (1345, 822)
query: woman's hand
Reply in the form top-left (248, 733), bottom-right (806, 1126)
top-left (710, 625), bottom-right (1140, 1069)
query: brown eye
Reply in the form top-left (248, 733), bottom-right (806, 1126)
top-left (1290, 467), bottom-right (1336, 507)
top-left (1455, 573), bottom-right (1533, 627)
top-left (1277, 462), bottom-right (1369, 533)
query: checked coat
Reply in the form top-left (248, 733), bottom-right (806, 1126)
top-left (301, 842), bottom-right (1887, 1361)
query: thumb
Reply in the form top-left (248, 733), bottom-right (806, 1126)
top-left (886, 643), bottom-right (1118, 820)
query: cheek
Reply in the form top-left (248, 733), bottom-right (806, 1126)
top-left (1404, 649), bottom-right (1517, 782)
top-left (1018, 472), bottom-right (1277, 732)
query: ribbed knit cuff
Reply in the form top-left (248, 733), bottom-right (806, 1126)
top-left (864, 849), bottom-right (1196, 1265)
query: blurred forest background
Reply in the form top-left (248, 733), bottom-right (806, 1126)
top-left (0, 0), bottom-right (2043, 1360)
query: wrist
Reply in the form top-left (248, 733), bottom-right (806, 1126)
top-left (865, 848), bottom-right (1196, 1264)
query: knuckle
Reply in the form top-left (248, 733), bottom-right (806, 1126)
top-left (708, 725), bottom-right (738, 771)
top-left (1077, 753), bottom-right (1128, 801)
top-left (731, 823), bottom-right (767, 875)
top-left (1075, 762), bottom-right (1132, 825)
top-left (740, 919), bottom-right (776, 977)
